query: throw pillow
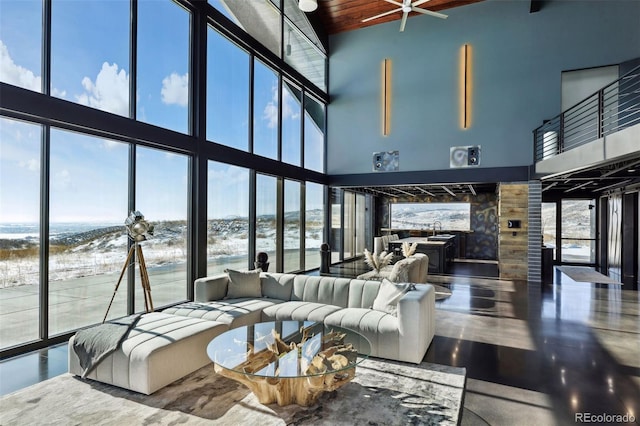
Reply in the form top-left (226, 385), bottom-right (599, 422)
top-left (372, 278), bottom-right (409, 316)
top-left (225, 268), bottom-right (262, 298)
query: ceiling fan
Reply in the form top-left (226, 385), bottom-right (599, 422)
top-left (362, 0), bottom-right (448, 32)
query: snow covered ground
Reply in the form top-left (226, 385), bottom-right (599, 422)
top-left (0, 217), bottom-right (322, 288)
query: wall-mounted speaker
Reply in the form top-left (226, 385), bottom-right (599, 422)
top-left (467, 146), bottom-right (480, 166)
top-left (450, 145), bottom-right (481, 168)
top-left (373, 151), bottom-right (399, 172)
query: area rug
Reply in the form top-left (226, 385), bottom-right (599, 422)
top-left (0, 358), bottom-right (466, 426)
top-left (433, 284), bottom-right (453, 300)
top-left (557, 266), bottom-right (623, 285)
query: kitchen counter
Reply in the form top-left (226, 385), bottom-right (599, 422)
top-left (388, 236), bottom-right (456, 274)
top-left (381, 230), bottom-right (469, 258)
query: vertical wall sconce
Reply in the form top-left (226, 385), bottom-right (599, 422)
top-left (382, 58), bottom-right (392, 136)
top-left (460, 44), bottom-right (472, 129)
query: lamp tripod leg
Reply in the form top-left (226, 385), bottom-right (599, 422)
top-left (136, 244), bottom-right (153, 312)
top-left (103, 245), bottom-right (136, 323)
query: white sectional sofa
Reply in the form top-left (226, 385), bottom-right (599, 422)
top-left (69, 271), bottom-right (435, 394)
top-left (68, 312), bottom-right (227, 395)
top-left (164, 271), bottom-right (436, 364)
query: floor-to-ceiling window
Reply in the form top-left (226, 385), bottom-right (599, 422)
top-left (137, 0), bottom-right (190, 133)
top-left (0, 0), bottom-right (327, 358)
top-left (342, 191), bottom-right (366, 259)
top-left (305, 182), bottom-right (324, 270)
top-left (134, 146), bottom-right (189, 309)
top-left (282, 81), bottom-right (302, 166)
top-left (48, 129), bottom-right (128, 332)
top-left (207, 162), bottom-right (250, 274)
top-left (355, 193), bottom-right (366, 256)
top-left (253, 60), bottom-right (279, 160)
top-left (283, 179), bottom-right (301, 272)
top-left (0, 0), bottom-right (42, 93)
top-left (344, 191), bottom-right (355, 259)
top-left (51, 0), bottom-right (130, 116)
top-left (0, 118), bottom-right (42, 349)
top-left (330, 188), bottom-right (342, 264)
top-left (207, 28), bottom-right (249, 150)
top-left (256, 174), bottom-right (278, 271)
top-left (542, 202), bottom-right (557, 260)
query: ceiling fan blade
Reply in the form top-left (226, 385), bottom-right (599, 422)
top-left (411, 6), bottom-right (448, 19)
top-left (412, 0), bottom-right (432, 7)
top-left (399, 12), bottom-right (408, 32)
top-left (362, 7), bottom-right (402, 23)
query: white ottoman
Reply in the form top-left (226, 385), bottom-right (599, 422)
top-left (68, 312), bottom-right (228, 395)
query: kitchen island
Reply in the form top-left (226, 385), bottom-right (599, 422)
top-left (388, 235), bottom-right (456, 274)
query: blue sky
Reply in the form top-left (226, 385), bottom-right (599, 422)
top-left (0, 0), bottom-right (321, 223)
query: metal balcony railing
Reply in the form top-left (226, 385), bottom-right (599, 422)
top-left (534, 65), bottom-right (640, 162)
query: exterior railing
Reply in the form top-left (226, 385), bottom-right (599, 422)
top-left (534, 65), bottom-right (640, 162)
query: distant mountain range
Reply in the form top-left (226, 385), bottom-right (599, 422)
top-left (1, 214), bottom-right (323, 288)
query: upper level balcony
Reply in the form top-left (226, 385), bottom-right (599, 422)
top-left (534, 65), bottom-right (640, 196)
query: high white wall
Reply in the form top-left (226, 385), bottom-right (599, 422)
top-left (561, 65), bottom-right (619, 112)
top-left (327, 0), bottom-right (640, 175)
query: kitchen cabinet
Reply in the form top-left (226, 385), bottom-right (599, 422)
top-left (388, 235), bottom-right (456, 274)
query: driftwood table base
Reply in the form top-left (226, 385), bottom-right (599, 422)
top-left (207, 322), bottom-right (369, 407)
top-left (214, 363), bottom-right (356, 406)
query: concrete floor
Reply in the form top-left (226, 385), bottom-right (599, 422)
top-left (428, 271), bottom-right (639, 425)
top-left (1, 263), bottom-right (639, 425)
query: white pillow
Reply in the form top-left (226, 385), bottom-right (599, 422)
top-left (225, 269), bottom-right (262, 298)
top-left (372, 278), bottom-right (409, 316)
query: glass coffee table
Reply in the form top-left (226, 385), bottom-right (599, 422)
top-left (207, 320), bottom-right (371, 406)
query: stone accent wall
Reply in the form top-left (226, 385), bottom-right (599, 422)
top-left (498, 183), bottom-right (529, 280)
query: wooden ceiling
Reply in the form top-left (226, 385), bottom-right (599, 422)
top-left (315, 0), bottom-right (485, 34)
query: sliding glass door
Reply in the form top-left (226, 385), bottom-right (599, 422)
top-left (542, 202), bottom-right (557, 261)
top-left (561, 199), bottom-right (596, 264)
top-left (338, 190), bottom-right (367, 261)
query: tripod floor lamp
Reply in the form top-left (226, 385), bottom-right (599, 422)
top-left (103, 211), bottom-right (155, 323)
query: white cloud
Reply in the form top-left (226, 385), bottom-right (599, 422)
top-left (52, 169), bottom-right (72, 191)
top-left (263, 84), bottom-right (279, 129)
top-left (137, 103), bottom-right (147, 122)
top-left (161, 72), bottom-right (188, 107)
top-left (209, 166), bottom-right (249, 185)
top-left (262, 85), bottom-right (300, 129)
top-left (102, 140), bottom-right (122, 150)
top-left (0, 39), bottom-right (41, 91)
top-left (76, 62), bottom-right (129, 116)
top-left (52, 87), bottom-right (67, 98)
top-left (19, 158), bottom-right (40, 172)
top-left (263, 102), bottom-right (278, 129)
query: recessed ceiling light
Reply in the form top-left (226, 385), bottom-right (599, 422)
top-left (628, 168), bottom-right (637, 173)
